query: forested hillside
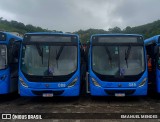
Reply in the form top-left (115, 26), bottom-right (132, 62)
top-left (75, 20), bottom-right (160, 43)
top-left (0, 17), bottom-right (61, 34)
top-left (0, 17), bottom-right (160, 43)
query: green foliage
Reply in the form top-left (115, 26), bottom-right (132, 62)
top-left (1, 17), bottom-right (160, 42)
top-left (74, 28), bottom-right (108, 43)
top-left (108, 26), bottom-right (122, 33)
top-left (76, 20), bottom-right (160, 43)
top-left (123, 20), bottom-right (160, 39)
top-left (0, 18), bottom-right (53, 35)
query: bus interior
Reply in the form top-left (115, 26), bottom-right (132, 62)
top-left (145, 42), bottom-right (157, 92)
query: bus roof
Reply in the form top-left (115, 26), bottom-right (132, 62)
top-left (0, 32), bottom-right (22, 44)
top-left (90, 34), bottom-right (143, 44)
top-left (144, 35), bottom-right (160, 45)
top-left (23, 32), bottom-right (80, 44)
top-left (25, 32), bottom-right (79, 37)
top-left (91, 34), bottom-right (143, 38)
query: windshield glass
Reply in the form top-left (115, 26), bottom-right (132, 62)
top-left (92, 46), bottom-right (144, 76)
top-left (21, 45), bottom-right (77, 76)
top-left (0, 45), bottom-right (7, 69)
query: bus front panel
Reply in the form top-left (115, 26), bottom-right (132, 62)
top-left (89, 35), bottom-right (147, 96)
top-left (19, 34), bottom-right (80, 97)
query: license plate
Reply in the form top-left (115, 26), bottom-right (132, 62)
top-left (42, 93), bottom-right (53, 97)
top-left (115, 93), bottom-right (125, 97)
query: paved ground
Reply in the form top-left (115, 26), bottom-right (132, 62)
top-left (0, 91), bottom-right (160, 122)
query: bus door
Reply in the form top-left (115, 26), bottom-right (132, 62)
top-left (146, 44), bottom-right (156, 90)
top-left (8, 38), bottom-right (21, 92)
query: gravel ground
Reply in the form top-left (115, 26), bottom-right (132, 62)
top-left (0, 91), bottom-right (160, 121)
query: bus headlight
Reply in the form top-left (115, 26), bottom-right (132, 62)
top-left (68, 77), bottom-right (78, 88)
top-left (19, 77), bottom-right (28, 88)
top-left (92, 77), bottom-right (101, 87)
top-left (139, 78), bottom-right (147, 87)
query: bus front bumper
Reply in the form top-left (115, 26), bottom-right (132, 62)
top-left (90, 86), bottom-right (147, 96)
top-left (19, 85), bottom-right (80, 97)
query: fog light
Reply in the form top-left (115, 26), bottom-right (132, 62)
top-left (139, 78), bottom-right (147, 87)
top-left (92, 77), bottom-right (101, 87)
top-left (68, 77), bottom-right (78, 88)
top-left (19, 77), bottom-right (28, 88)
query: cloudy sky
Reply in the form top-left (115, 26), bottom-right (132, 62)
top-left (0, 0), bottom-right (159, 32)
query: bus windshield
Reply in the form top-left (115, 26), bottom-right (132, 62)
top-left (92, 46), bottom-right (144, 76)
top-left (0, 45), bottom-right (7, 69)
top-left (21, 45), bottom-right (77, 76)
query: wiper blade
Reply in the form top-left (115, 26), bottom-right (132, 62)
top-left (56, 46), bottom-right (64, 60)
top-left (47, 46), bottom-right (51, 75)
top-left (105, 46), bottom-right (112, 64)
top-left (56, 46), bottom-right (64, 69)
top-left (36, 45), bottom-right (43, 64)
top-left (125, 45), bottom-right (131, 68)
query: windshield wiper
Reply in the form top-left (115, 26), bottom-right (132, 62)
top-left (56, 46), bottom-right (64, 69)
top-left (36, 45), bottom-right (43, 64)
top-left (56, 46), bottom-right (64, 60)
top-left (47, 46), bottom-right (51, 75)
top-left (125, 45), bottom-right (131, 68)
top-left (105, 46), bottom-right (112, 64)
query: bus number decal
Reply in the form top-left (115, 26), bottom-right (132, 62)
top-left (58, 83), bottom-right (66, 88)
top-left (128, 83), bottom-right (136, 87)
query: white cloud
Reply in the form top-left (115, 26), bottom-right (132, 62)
top-left (0, 0), bottom-right (160, 32)
top-left (0, 9), bottom-right (17, 21)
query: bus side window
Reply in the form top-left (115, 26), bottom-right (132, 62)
top-left (13, 41), bottom-right (21, 62)
top-left (8, 38), bottom-right (15, 64)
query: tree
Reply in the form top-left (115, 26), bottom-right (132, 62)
top-left (0, 17), bottom-right (3, 21)
top-left (108, 26), bottom-right (122, 33)
top-left (124, 26), bottom-right (132, 33)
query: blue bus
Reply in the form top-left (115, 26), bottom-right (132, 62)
top-left (144, 35), bottom-right (160, 93)
top-left (18, 32), bottom-right (81, 97)
top-left (0, 32), bottom-right (22, 94)
top-left (87, 34), bottom-right (148, 96)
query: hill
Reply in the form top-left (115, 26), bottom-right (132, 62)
top-left (75, 20), bottom-right (160, 43)
top-left (0, 17), bottom-right (62, 35)
top-left (0, 17), bottom-right (160, 43)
